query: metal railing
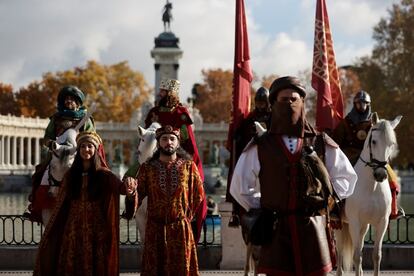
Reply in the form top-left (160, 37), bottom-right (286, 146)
top-left (1, 214), bottom-right (413, 246)
top-left (0, 214), bottom-right (221, 247)
top-left (365, 214), bottom-right (414, 244)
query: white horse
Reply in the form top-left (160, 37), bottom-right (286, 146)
top-left (335, 114), bottom-right (402, 276)
top-left (40, 105), bottom-right (95, 225)
top-left (134, 122), bottom-right (161, 243)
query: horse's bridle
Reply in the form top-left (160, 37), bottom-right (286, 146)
top-left (359, 128), bottom-right (388, 170)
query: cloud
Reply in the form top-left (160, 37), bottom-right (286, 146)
top-left (0, 0), bottom-right (399, 102)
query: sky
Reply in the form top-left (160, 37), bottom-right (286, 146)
top-left (0, 0), bottom-right (399, 102)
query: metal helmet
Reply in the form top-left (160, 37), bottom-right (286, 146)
top-left (353, 90), bottom-right (371, 103)
top-left (255, 87), bottom-right (269, 102)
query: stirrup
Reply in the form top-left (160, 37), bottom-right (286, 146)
top-left (390, 207), bottom-right (405, 220)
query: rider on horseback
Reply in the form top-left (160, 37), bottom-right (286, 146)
top-left (332, 90), bottom-right (405, 219)
top-left (24, 86), bottom-right (95, 223)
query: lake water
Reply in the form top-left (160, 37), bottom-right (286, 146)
top-left (1, 192), bottom-right (413, 215)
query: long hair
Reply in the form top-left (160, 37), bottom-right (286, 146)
top-left (66, 149), bottom-right (103, 200)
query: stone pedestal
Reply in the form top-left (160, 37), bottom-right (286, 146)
top-left (218, 200), bottom-right (246, 269)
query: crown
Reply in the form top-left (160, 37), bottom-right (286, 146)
top-left (155, 125), bottom-right (181, 140)
top-left (159, 79), bottom-right (180, 94)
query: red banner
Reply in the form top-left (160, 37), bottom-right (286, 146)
top-left (227, 0), bottom-right (253, 152)
top-left (311, 0), bottom-right (344, 131)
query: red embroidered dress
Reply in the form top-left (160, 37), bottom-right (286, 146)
top-left (33, 169), bottom-right (132, 276)
top-left (137, 158), bottom-right (205, 276)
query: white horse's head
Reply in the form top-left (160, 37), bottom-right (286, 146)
top-left (49, 128), bottom-right (78, 182)
top-left (137, 122), bottom-right (161, 164)
top-left (359, 113), bottom-right (402, 182)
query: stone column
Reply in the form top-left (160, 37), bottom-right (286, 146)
top-left (34, 137), bottom-right (40, 165)
top-left (12, 136), bottom-right (17, 166)
top-left (5, 136), bottom-right (10, 165)
top-left (26, 137), bottom-right (32, 166)
top-left (19, 137), bottom-right (24, 166)
top-left (0, 135), bottom-right (3, 165)
top-left (219, 200), bottom-right (246, 269)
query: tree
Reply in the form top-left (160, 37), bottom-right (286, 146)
top-left (354, 0), bottom-right (414, 166)
top-left (0, 83), bottom-right (20, 116)
top-left (193, 69), bottom-right (233, 123)
top-left (16, 60), bottom-right (151, 122)
top-left (339, 67), bottom-right (361, 110)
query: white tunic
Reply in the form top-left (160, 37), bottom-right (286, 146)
top-left (229, 135), bottom-right (357, 211)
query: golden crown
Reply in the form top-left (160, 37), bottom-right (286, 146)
top-left (159, 79), bottom-right (180, 94)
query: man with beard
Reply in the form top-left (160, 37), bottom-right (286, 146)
top-left (145, 79), bottom-right (203, 180)
top-left (332, 90), bottom-right (404, 219)
top-left (144, 79), bottom-right (206, 241)
top-left (230, 76), bottom-right (357, 275)
top-left (130, 125), bottom-right (205, 276)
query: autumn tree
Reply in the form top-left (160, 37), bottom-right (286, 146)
top-left (16, 60), bottom-right (151, 122)
top-left (354, 0), bottom-right (414, 166)
top-left (339, 67), bottom-right (361, 110)
top-left (0, 83), bottom-right (20, 116)
top-left (193, 69), bottom-right (233, 123)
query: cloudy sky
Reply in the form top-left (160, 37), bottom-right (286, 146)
top-left (0, 0), bottom-right (398, 101)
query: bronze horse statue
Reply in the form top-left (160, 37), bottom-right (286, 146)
top-left (162, 1), bottom-right (173, 32)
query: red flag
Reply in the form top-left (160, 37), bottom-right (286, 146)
top-left (227, 0), bottom-right (253, 152)
top-left (311, 0), bottom-right (344, 131)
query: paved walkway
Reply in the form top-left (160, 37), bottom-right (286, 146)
top-left (0, 271), bottom-right (413, 275)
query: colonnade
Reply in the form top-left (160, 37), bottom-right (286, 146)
top-left (0, 114), bottom-right (229, 175)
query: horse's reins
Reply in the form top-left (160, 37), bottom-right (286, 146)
top-left (359, 128), bottom-right (388, 169)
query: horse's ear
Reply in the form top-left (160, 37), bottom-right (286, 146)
top-left (390, 115), bottom-right (402, 129)
top-left (138, 126), bottom-right (145, 137)
top-left (371, 112), bottom-right (379, 124)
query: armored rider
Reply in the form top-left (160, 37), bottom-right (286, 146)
top-left (332, 90), bottom-right (404, 219)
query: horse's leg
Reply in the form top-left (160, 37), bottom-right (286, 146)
top-left (252, 245), bottom-right (260, 276)
top-left (244, 242), bottom-right (252, 276)
top-left (349, 222), bottom-right (369, 276)
top-left (372, 219), bottom-right (388, 276)
top-left (334, 229), bottom-right (344, 276)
